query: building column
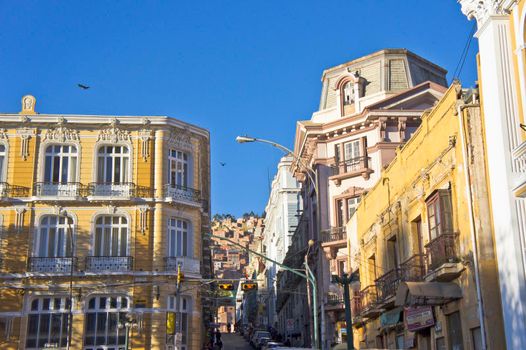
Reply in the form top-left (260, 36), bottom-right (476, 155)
top-left (460, 2), bottom-right (526, 348)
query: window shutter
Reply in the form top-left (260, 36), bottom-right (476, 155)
top-left (438, 189), bottom-right (453, 234)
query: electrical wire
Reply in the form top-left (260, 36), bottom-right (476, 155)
top-left (453, 22), bottom-right (477, 80)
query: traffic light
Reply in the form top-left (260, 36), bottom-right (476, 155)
top-left (177, 265), bottom-right (184, 285)
top-left (218, 283), bottom-right (234, 291)
top-left (241, 282), bottom-right (258, 291)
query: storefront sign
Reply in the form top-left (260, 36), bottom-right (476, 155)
top-left (405, 306), bottom-right (434, 332)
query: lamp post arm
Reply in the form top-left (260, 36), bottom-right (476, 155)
top-left (243, 137), bottom-right (317, 189)
top-left (209, 234), bottom-right (308, 280)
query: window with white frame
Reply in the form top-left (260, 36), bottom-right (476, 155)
top-left (343, 140), bottom-right (360, 161)
top-left (96, 146), bottom-right (130, 184)
top-left (0, 144), bottom-right (6, 182)
top-left (84, 296), bottom-right (130, 349)
top-left (347, 197), bottom-right (361, 220)
top-left (166, 296), bottom-right (190, 350)
top-left (36, 215), bottom-right (73, 257)
top-left (168, 218), bottom-right (189, 257)
top-left (44, 145), bottom-right (78, 183)
top-left (168, 150), bottom-right (189, 188)
top-left (26, 296), bottom-right (71, 349)
top-left (94, 216), bottom-right (128, 257)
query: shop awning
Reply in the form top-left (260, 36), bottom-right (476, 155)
top-left (395, 281), bottom-right (462, 306)
top-left (380, 307), bottom-right (403, 328)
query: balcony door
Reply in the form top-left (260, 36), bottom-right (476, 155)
top-left (36, 215), bottom-right (72, 258)
top-left (344, 140), bottom-right (360, 161)
top-left (94, 216), bottom-right (128, 257)
top-left (42, 145), bottom-right (78, 196)
top-left (168, 150), bottom-right (189, 188)
top-left (44, 145), bottom-right (78, 183)
top-left (0, 144), bottom-right (6, 182)
top-left (97, 145), bottom-right (130, 184)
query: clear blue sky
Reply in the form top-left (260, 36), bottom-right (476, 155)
top-left (0, 1), bottom-right (478, 217)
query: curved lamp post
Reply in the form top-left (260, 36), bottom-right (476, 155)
top-left (236, 135), bottom-right (323, 349)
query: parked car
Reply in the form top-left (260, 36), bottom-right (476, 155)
top-left (250, 330), bottom-right (271, 347)
top-left (255, 336), bottom-right (272, 349)
top-left (262, 341), bottom-right (285, 349)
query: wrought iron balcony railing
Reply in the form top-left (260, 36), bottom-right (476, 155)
top-left (87, 182), bottom-right (153, 198)
top-left (332, 156), bottom-right (370, 176)
top-left (360, 284), bottom-right (378, 312)
top-left (163, 184), bottom-right (201, 203)
top-left (85, 256), bottom-right (133, 272)
top-left (321, 226), bottom-right (346, 243)
top-left (425, 233), bottom-right (459, 271)
top-left (326, 292), bottom-right (344, 306)
top-left (0, 182), bottom-right (30, 198)
top-left (33, 182), bottom-right (86, 197)
top-left (164, 256), bottom-right (200, 274)
top-left (28, 257), bottom-right (77, 273)
top-left (375, 268), bottom-right (401, 302)
top-left (400, 254), bottom-right (426, 281)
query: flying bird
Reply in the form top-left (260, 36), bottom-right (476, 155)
top-left (219, 162), bottom-right (226, 166)
top-left (77, 84), bottom-right (90, 90)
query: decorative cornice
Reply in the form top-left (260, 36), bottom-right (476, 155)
top-left (459, 0), bottom-right (508, 25)
top-left (97, 118), bottom-right (131, 143)
top-left (43, 118), bottom-right (79, 143)
top-left (167, 128), bottom-right (193, 151)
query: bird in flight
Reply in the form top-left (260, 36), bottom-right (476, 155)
top-left (219, 162), bottom-right (226, 166)
top-left (77, 83), bottom-right (90, 90)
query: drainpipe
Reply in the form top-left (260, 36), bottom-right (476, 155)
top-left (456, 100), bottom-right (487, 350)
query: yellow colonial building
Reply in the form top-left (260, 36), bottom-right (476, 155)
top-left (346, 83), bottom-right (505, 349)
top-left (0, 96), bottom-right (211, 350)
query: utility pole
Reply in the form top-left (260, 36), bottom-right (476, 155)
top-left (332, 272), bottom-right (359, 350)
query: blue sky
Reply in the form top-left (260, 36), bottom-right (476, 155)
top-left (0, 1), bottom-right (478, 217)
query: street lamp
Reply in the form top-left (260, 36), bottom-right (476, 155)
top-left (235, 134), bottom-right (325, 349)
top-left (118, 313), bottom-right (138, 350)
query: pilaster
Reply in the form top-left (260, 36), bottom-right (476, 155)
top-left (459, 1), bottom-right (526, 348)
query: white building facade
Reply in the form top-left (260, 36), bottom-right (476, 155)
top-left (262, 156), bottom-right (302, 330)
top-left (459, 1), bottom-right (526, 348)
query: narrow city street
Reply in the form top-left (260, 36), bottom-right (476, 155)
top-left (222, 333), bottom-right (252, 350)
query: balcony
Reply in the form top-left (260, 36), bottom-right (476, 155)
top-left (163, 184), bottom-right (201, 206)
top-left (321, 227), bottom-right (347, 259)
top-left (326, 291), bottom-right (344, 311)
top-left (33, 182), bottom-right (86, 199)
top-left (329, 156), bottom-right (373, 185)
top-left (425, 233), bottom-right (463, 281)
top-left (375, 268), bottom-right (401, 304)
top-left (87, 182), bottom-right (153, 199)
top-left (85, 256), bottom-right (133, 272)
top-left (28, 257), bottom-right (77, 273)
top-left (0, 182), bottom-right (30, 198)
top-left (360, 285), bottom-right (382, 318)
top-left (164, 256), bottom-right (200, 275)
top-left (400, 254), bottom-right (426, 282)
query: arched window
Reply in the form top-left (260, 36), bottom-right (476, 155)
top-left (84, 295), bottom-right (130, 349)
top-left (97, 146), bottom-right (130, 184)
top-left (342, 81), bottom-right (354, 105)
top-left (36, 215), bottom-right (73, 258)
top-left (168, 150), bottom-right (189, 188)
top-left (26, 296), bottom-right (71, 349)
top-left (44, 145), bottom-right (78, 183)
top-left (94, 216), bottom-right (128, 257)
top-left (168, 218), bottom-right (189, 257)
top-left (167, 296), bottom-right (190, 350)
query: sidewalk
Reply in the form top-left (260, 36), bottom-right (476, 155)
top-left (221, 333), bottom-right (252, 350)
